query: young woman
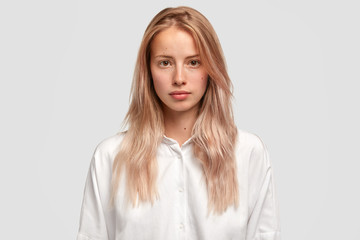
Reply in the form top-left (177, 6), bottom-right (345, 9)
top-left (77, 6), bottom-right (281, 240)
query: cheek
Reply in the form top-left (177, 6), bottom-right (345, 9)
top-left (198, 73), bottom-right (209, 93)
top-left (151, 69), bottom-right (168, 95)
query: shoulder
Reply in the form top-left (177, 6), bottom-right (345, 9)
top-left (91, 131), bottom-right (126, 166)
top-left (237, 128), bottom-right (267, 152)
top-left (236, 128), bottom-right (271, 169)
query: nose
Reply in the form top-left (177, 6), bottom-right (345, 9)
top-left (173, 65), bottom-right (186, 86)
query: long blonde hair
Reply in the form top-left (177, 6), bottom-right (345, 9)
top-left (111, 6), bottom-right (238, 214)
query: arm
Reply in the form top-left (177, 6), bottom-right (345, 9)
top-left (246, 137), bottom-right (281, 240)
top-left (77, 149), bottom-right (112, 240)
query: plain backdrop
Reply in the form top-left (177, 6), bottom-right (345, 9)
top-left (1, 0), bottom-right (359, 239)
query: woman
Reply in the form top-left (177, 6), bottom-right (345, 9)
top-left (77, 6), bottom-right (281, 240)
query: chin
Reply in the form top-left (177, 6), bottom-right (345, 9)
top-left (165, 104), bottom-right (198, 114)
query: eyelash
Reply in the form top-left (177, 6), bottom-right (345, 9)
top-left (189, 60), bottom-right (201, 67)
top-left (158, 60), bottom-right (201, 67)
top-left (159, 60), bottom-right (171, 67)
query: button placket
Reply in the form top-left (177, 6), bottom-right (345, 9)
top-left (176, 151), bottom-right (186, 237)
top-left (163, 137), bottom-right (189, 239)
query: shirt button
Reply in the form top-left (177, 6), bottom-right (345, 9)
top-left (179, 223), bottom-right (184, 230)
top-left (178, 188), bottom-right (184, 192)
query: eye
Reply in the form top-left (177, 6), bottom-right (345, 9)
top-left (189, 60), bottom-right (200, 67)
top-left (159, 60), bottom-right (171, 67)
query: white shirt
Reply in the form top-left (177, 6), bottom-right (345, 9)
top-left (77, 129), bottom-right (281, 240)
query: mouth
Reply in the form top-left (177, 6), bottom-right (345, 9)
top-left (169, 90), bottom-right (191, 95)
top-left (169, 91), bottom-right (190, 100)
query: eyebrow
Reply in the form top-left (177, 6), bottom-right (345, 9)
top-left (154, 54), bottom-right (200, 59)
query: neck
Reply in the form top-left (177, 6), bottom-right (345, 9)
top-left (163, 106), bottom-right (198, 147)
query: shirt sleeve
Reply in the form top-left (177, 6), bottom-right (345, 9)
top-left (246, 137), bottom-right (281, 240)
top-left (77, 148), bottom-right (112, 240)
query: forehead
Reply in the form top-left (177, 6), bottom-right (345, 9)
top-left (150, 27), bottom-right (199, 57)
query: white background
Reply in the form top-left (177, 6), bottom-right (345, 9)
top-left (1, 0), bottom-right (359, 239)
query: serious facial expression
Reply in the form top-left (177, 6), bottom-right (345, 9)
top-left (150, 27), bottom-right (208, 115)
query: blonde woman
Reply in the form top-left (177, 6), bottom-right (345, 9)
top-left (77, 6), bottom-right (281, 240)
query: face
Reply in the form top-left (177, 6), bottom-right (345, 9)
top-left (150, 27), bottom-right (208, 116)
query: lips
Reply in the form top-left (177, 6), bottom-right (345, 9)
top-left (170, 90), bottom-right (190, 95)
top-left (169, 90), bottom-right (190, 100)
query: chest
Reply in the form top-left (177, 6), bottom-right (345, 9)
top-left (113, 144), bottom-right (250, 240)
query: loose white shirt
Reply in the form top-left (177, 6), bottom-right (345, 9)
top-left (77, 129), bottom-right (281, 240)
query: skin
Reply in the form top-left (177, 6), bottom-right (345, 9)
top-left (150, 27), bottom-right (208, 146)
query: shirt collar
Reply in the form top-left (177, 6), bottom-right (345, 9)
top-left (162, 135), bottom-right (193, 147)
